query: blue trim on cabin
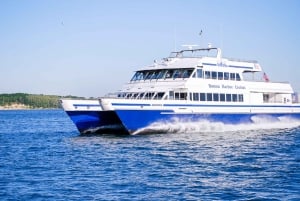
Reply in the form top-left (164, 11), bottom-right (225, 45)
top-left (202, 62), bottom-right (254, 70)
top-left (112, 103), bottom-right (151, 107)
top-left (111, 102), bottom-right (300, 109)
top-left (73, 104), bottom-right (100, 107)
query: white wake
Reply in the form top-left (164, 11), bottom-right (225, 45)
top-left (132, 115), bottom-right (300, 135)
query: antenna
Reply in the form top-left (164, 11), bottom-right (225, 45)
top-left (199, 30), bottom-right (203, 47)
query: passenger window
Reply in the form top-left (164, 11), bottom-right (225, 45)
top-left (173, 70), bottom-right (182, 79)
top-left (165, 70), bottom-right (174, 79)
top-left (230, 73), bottom-right (235, 80)
top-left (213, 93), bottom-right (219, 101)
top-left (197, 69), bottom-right (203, 78)
top-left (218, 72), bottom-right (223, 80)
top-left (193, 93), bottom-right (199, 101)
top-left (205, 71), bottom-right (211, 79)
top-left (169, 91), bottom-right (174, 100)
top-left (200, 93), bottom-right (206, 101)
top-left (220, 93), bottom-right (225, 102)
top-left (224, 72), bottom-right (229, 80)
top-left (207, 93), bottom-right (212, 101)
top-left (232, 94), bottom-right (237, 102)
top-left (156, 70), bottom-right (166, 79)
top-left (238, 94), bottom-right (244, 102)
top-left (180, 93), bottom-right (187, 100)
top-left (138, 93), bottom-right (144, 99)
top-left (236, 73), bottom-right (241, 81)
top-left (211, 71), bottom-right (217, 79)
top-left (226, 94), bottom-right (231, 102)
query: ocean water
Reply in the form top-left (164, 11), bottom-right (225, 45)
top-left (0, 110), bottom-right (299, 201)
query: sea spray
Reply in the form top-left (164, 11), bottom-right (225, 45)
top-left (132, 115), bottom-right (300, 135)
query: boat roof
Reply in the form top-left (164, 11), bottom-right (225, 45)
top-left (136, 47), bottom-right (262, 72)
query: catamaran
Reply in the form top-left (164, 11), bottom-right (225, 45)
top-left (62, 45), bottom-right (300, 134)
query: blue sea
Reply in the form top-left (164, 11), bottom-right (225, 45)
top-left (0, 110), bottom-right (299, 200)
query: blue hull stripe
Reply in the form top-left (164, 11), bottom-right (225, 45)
top-left (65, 109), bottom-right (300, 134)
top-left (114, 110), bottom-right (300, 133)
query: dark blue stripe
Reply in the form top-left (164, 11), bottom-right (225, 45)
top-left (163, 103), bottom-right (300, 108)
top-left (73, 104), bottom-right (100, 107)
top-left (228, 65), bottom-right (253, 69)
top-left (202, 63), bottom-right (216, 66)
top-left (111, 103), bottom-right (300, 108)
top-left (202, 63), bottom-right (253, 70)
top-left (112, 103), bottom-right (151, 107)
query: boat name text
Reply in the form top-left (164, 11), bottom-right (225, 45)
top-left (208, 84), bottom-right (246, 90)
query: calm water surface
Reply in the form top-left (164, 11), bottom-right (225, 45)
top-left (0, 110), bottom-right (299, 200)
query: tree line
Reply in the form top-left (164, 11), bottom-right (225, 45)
top-left (0, 93), bottom-right (87, 109)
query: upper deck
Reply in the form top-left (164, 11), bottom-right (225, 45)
top-left (136, 47), bottom-right (262, 74)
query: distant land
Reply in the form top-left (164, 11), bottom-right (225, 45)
top-left (0, 93), bottom-right (93, 110)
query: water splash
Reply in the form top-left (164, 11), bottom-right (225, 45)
top-left (132, 115), bottom-right (300, 135)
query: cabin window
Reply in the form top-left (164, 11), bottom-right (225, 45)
top-left (193, 93), bottom-right (199, 101)
top-left (181, 69), bottom-right (191, 78)
top-left (207, 93), bottom-right (212, 101)
top-left (118, 93), bottom-right (126, 98)
top-left (211, 71), bottom-right (217, 79)
top-left (153, 92), bottom-right (165, 100)
top-left (144, 92), bottom-right (154, 99)
top-left (230, 73), bottom-right (235, 80)
top-left (144, 71), bottom-right (151, 80)
top-left (165, 70), bottom-right (174, 79)
top-left (238, 94), bottom-right (244, 102)
top-left (224, 72), bottom-right (229, 80)
top-left (131, 71), bottom-right (145, 81)
top-left (263, 94), bottom-right (269, 103)
top-left (197, 69), bottom-right (203, 78)
top-left (155, 70), bottom-right (164, 79)
top-left (213, 93), bottom-right (219, 101)
top-left (232, 94), bottom-right (238, 102)
top-left (169, 91), bottom-right (174, 100)
top-left (220, 93), bottom-right (225, 102)
top-left (174, 92), bottom-right (187, 100)
top-left (173, 70), bottom-right (181, 79)
top-left (236, 73), bottom-right (241, 81)
top-left (137, 93), bottom-right (144, 99)
top-left (130, 72), bottom-right (138, 81)
top-left (180, 93), bottom-right (187, 100)
top-left (226, 94), bottom-right (231, 102)
top-left (205, 71), bottom-right (211, 79)
top-left (150, 71), bottom-right (159, 79)
top-left (125, 93), bottom-right (132, 99)
top-left (218, 72), bottom-right (223, 80)
top-left (132, 93), bottom-right (139, 99)
top-left (200, 93), bottom-right (206, 101)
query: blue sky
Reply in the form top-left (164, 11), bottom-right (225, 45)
top-left (1, 0), bottom-right (300, 97)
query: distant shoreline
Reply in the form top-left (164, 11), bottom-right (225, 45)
top-left (0, 93), bottom-right (86, 109)
top-left (0, 104), bottom-right (57, 110)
